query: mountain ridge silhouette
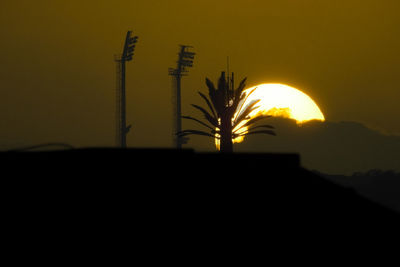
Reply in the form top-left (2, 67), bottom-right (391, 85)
top-left (235, 117), bottom-right (400, 174)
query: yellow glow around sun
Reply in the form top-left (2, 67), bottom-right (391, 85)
top-left (230, 83), bottom-right (325, 144)
top-left (242, 83), bottom-right (325, 122)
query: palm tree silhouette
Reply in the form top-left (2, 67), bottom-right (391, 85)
top-left (177, 72), bottom-right (275, 152)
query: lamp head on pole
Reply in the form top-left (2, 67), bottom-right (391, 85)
top-left (123, 31), bottom-right (139, 62)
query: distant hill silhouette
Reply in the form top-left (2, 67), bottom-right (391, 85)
top-left (235, 117), bottom-right (400, 174)
top-left (318, 170), bottom-right (400, 212)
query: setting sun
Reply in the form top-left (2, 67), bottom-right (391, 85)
top-left (232, 83), bottom-right (325, 144)
top-left (241, 84), bottom-right (325, 122)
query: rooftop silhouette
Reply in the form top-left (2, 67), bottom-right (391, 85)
top-left (3, 148), bottom-right (398, 220)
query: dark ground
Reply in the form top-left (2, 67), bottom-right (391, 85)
top-left (2, 148), bottom-right (399, 261)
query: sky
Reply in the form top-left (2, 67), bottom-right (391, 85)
top-left (0, 1), bottom-right (399, 172)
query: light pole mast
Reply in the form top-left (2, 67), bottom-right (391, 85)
top-left (169, 45), bottom-right (195, 149)
top-left (115, 31), bottom-right (138, 148)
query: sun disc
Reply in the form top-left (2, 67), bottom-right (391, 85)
top-left (232, 83), bottom-right (325, 144)
top-left (242, 83), bottom-right (325, 123)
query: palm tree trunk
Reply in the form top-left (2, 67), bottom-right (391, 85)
top-left (220, 114), bottom-right (233, 153)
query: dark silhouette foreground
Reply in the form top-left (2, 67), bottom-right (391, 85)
top-left (2, 148), bottom-right (399, 260)
top-left (3, 148), bottom-right (398, 217)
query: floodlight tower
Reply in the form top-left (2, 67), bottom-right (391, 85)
top-left (115, 31), bottom-right (138, 148)
top-left (169, 45), bottom-right (195, 149)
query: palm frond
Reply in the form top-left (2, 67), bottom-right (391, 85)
top-left (177, 129), bottom-right (219, 139)
top-left (206, 78), bottom-right (218, 110)
top-left (182, 116), bottom-right (215, 131)
top-left (236, 77), bottom-right (247, 95)
top-left (234, 124), bottom-right (274, 134)
top-left (233, 115), bottom-right (273, 132)
top-left (232, 77), bottom-right (247, 109)
top-left (246, 125), bottom-right (275, 131)
top-left (217, 72), bottom-right (227, 92)
top-left (234, 87), bottom-right (258, 119)
top-left (205, 78), bottom-right (216, 99)
top-left (198, 91), bottom-right (217, 119)
top-left (233, 99), bottom-right (261, 127)
top-left (191, 104), bottom-right (219, 128)
top-left (206, 77), bottom-right (225, 117)
top-left (236, 130), bottom-right (276, 137)
top-left (205, 77), bottom-right (216, 90)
